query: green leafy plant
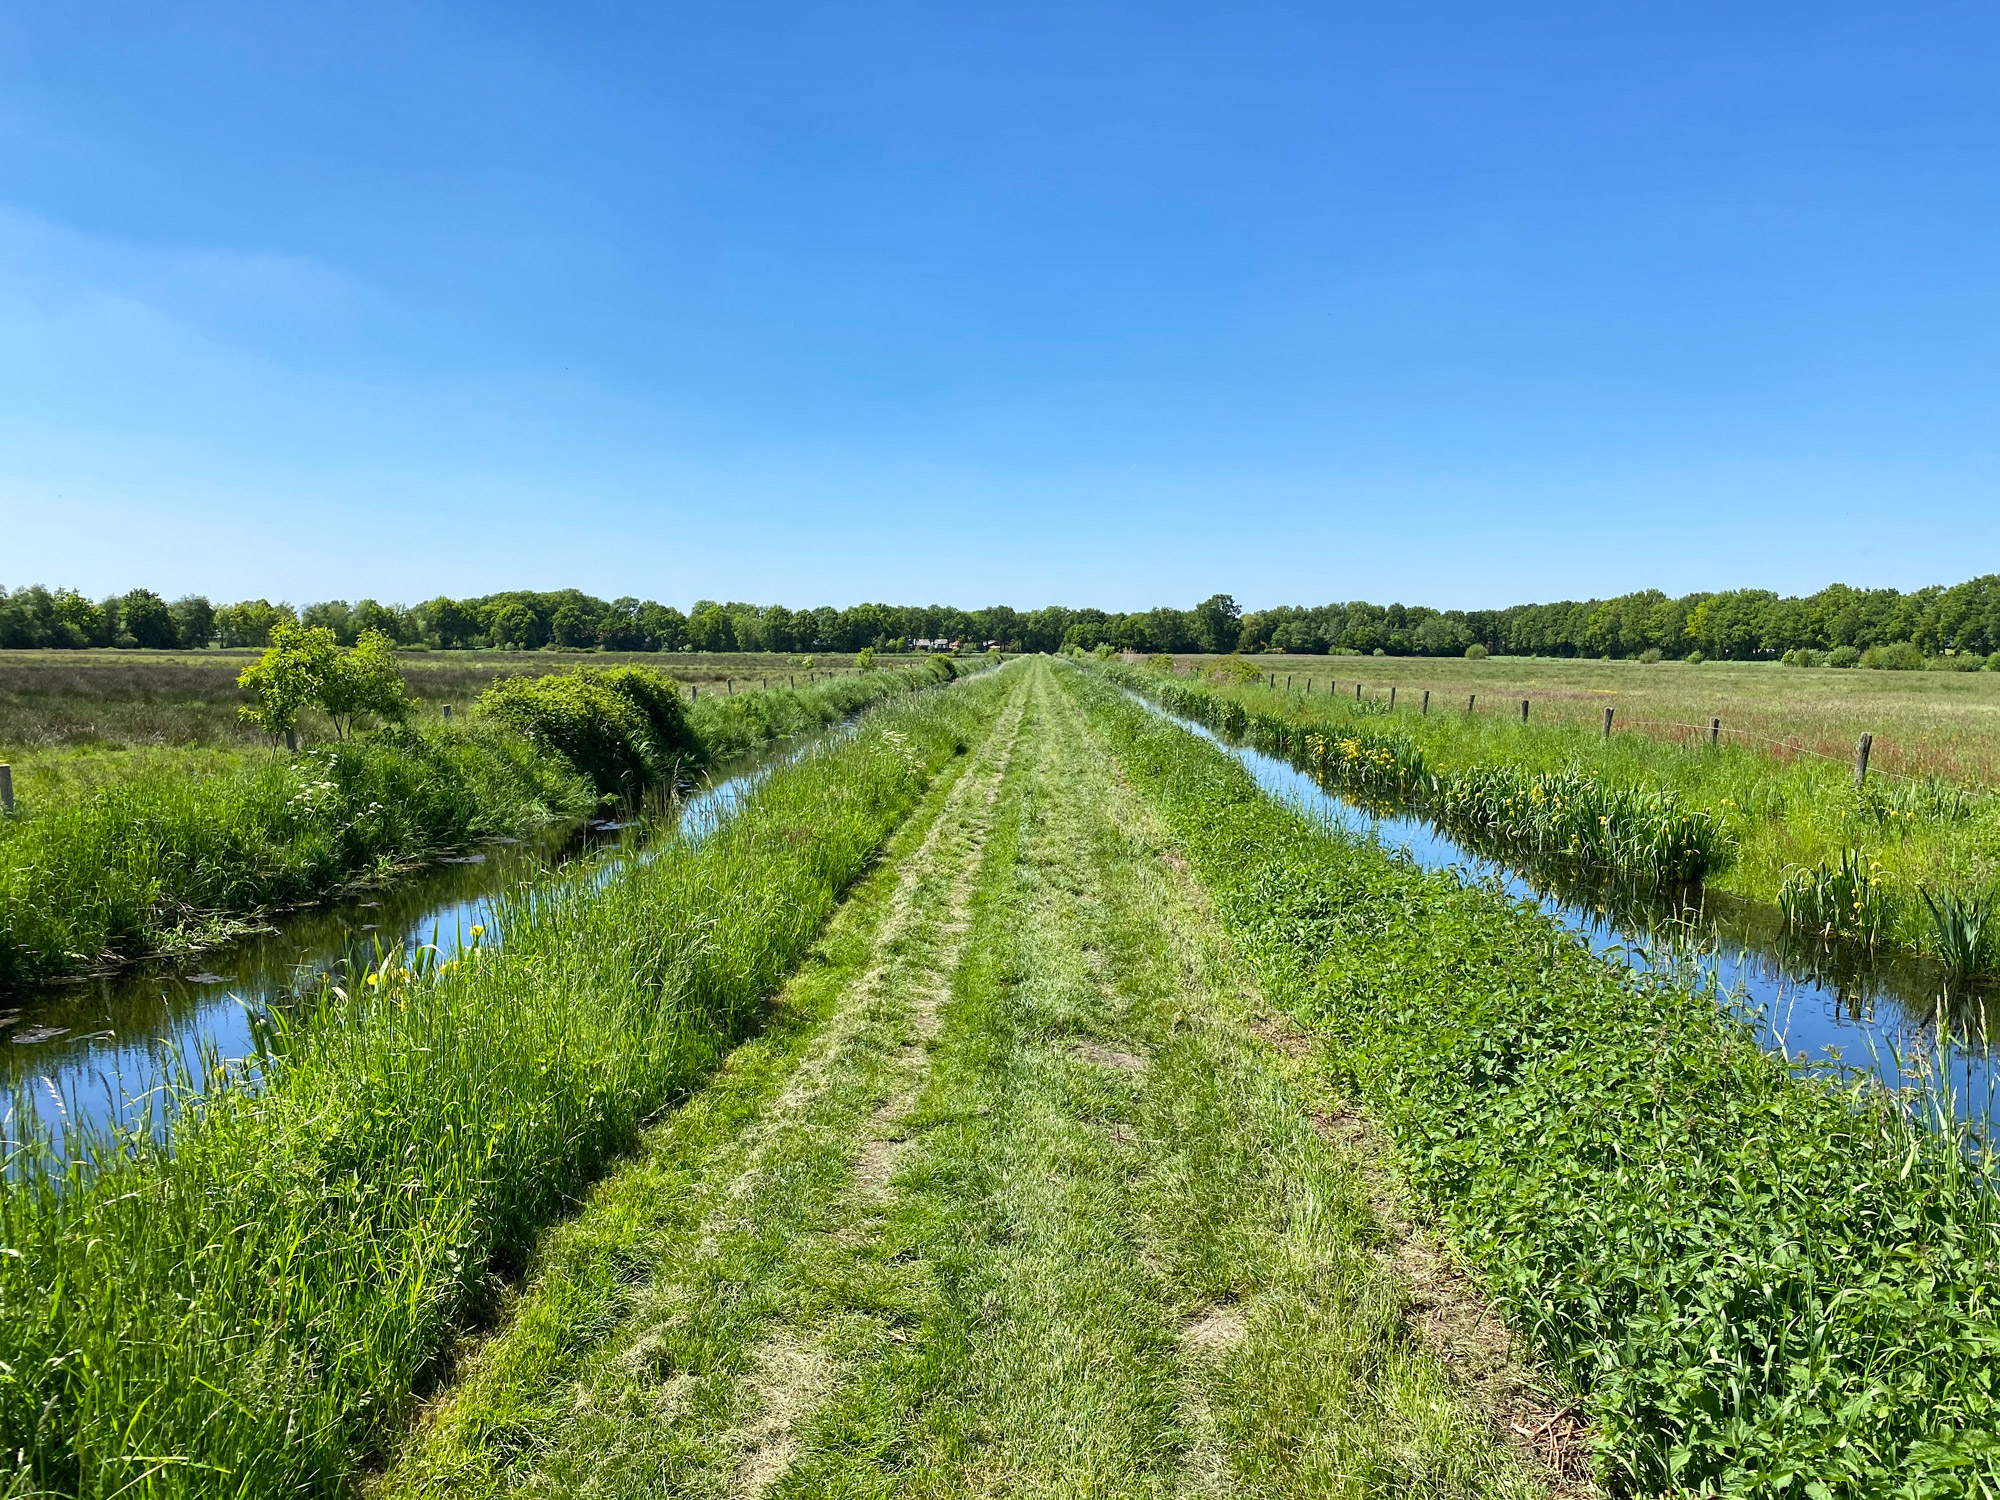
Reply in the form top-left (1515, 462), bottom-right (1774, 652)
top-left (1827, 645), bottom-right (1861, 667)
top-left (855, 646), bottom-right (876, 671)
top-left (1778, 848), bottom-right (1890, 946)
top-left (1463, 643), bottom-right (1488, 659)
top-left (1921, 887), bottom-right (1991, 979)
top-left (314, 630), bottom-right (411, 738)
top-left (236, 622), bottom-right (342, 742)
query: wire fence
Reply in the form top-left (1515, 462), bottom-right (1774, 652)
top-left (1232, 667), bottom-right (1960, 789)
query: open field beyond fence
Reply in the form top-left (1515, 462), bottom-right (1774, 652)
top-left (1167, 652), bottom-right (2000, 788)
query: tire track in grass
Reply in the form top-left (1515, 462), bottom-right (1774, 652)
top-left (773, 662), bottom-right (1540, 1498)
top-left (377, 668), bottom-right (1029, 1499)
top-left (727, 684), bottom-right (1026, 1496)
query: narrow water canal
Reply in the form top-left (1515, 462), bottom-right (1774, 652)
top-left (1134, 694), bottom-right (1997, 1122)
top-left (1, 731), bottom-right (822, 1146)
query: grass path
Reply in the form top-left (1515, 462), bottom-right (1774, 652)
top-left (380, 660), bottom-right (1542, 1497)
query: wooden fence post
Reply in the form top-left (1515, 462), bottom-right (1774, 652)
top-left (691, 685), bottom-right (698, 701)
top-left (1355, 682), bottom-right (1361, 701)
top-left (1602, 706), bottom-right (1613, 739)
top-left (1467, 693), bottom-right (1476, 713)
top-left (1710, 717), bottom-right (1720, 748)
top-left (1389, 686), bottom-right (1397, 709)
top-left (1855, 732), bottom-right (1873, 786)
top-left (1520, 698), bottom-right (1529, 723)
top-left (1422, 690), bottom-right (1430, 715)
top-left (442, 704), bottom-right (452, 720)
top-left (0, 763), bottom-right (12, 815)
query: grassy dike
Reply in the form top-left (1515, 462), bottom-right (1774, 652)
top-left (0, 663), bottom-right (950, 992)
top-left (0, 665), bottom-right (1010, 1499)
top-left (378, 658), bottom-right (1535, 1499)
top-left (1063, 665), bottom-right (2000, 1495)
top-left (1105, 661), bottom-right (2000, 973)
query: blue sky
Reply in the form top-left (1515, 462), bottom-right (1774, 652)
top-left (3, 2), bottom-right (1997, 610)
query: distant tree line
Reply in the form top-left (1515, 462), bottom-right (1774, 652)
top-left (4, 577), bottom-right (1999, 660)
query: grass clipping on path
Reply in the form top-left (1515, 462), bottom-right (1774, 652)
top-left (0, 669), bottom-right (1008, 1500)
top-left (1064, 663), bottom-right (2000, 1498)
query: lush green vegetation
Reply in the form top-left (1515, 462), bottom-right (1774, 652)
top-left (0, 656), bottom-right (959, 992)
top-left (1064, 662), bottom-right (2000, 1496)
top-left (1106, 663), bottom-right (1734, 885)
top-left (10, 571), bottom-right (2000, 659)
top-left (11, 653), bottom-right (2000, 1497)
top-left (0, 722), bottom-right (591, 991)
top-left (0, 668), bottom-right (1008, 1499)
top-left (381, 660), bottom-right (1533, 1498)
top-left (1106, 660), bottom-right (2000, 976)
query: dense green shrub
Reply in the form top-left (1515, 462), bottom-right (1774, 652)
top-left (1463, 642), bottom-right (1488, 659)
top-left (1636, 646), bottom-right (1663, 664)
top-left (581, 665), bottom-right (698, 769)
top-left (1066, 665), bottom-right (2000, 1497)
top-left (1827, 644), bottom-right (1861, 667)
top-left (473, 672), bottom-right (659, 797)
top-left (1862, 641), bottom-right (1924, 670)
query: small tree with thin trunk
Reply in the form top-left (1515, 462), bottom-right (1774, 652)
top-left (238, 625), bottom-right (409, 745)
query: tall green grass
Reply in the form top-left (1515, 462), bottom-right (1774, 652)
top-left (0, 666), bottom-right (1008, 1498)
top-left (1066, 664), bottom-right (2000, 1496)
top-left (0, 662), bottom-right (965, 992)
top-left (0, 722), bottom-right (592, 990)
top-left (1109, 661), bottom-right (2000, 970)
top-left (1108, 663), bottom-right (1731, 884)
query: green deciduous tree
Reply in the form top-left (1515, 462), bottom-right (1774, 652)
top-left (237, 625), bottom-right (410, 744)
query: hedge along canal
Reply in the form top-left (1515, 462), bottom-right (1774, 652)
top-left (0, 725), bottom-right (822, 1147)
top-left (1104, 668), bottom-right (1998, 1120)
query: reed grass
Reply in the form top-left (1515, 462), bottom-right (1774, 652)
top-left (0, 668), bottom-right (1008, 1498)
top-left (0, 665), bottom-right (962, 993)
top-left (1110, 662), bottom-right (2000, 973)
top-left (0, 723), bottom-right (593, 990)
top-left (1065, 663), bottom-right (2000, 1496)
top-left (1113, 665), bottom-right (1731, 885)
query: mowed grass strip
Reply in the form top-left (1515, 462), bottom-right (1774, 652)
top-left (1060, 663), bottom-right (2000, 1496)
top-left (395, 660), bottom-right (1533, 1498)
top-left (0, 668), bottom-right (1013, 1500)
top-left (768, 661), bottom-right (1530, 1497)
